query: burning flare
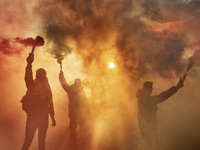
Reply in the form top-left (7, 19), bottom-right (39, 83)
top-left (182, 49), bottom-right (200, 83)
top-left (31, 36), bottom-right (45, 54)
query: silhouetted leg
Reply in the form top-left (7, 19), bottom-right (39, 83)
top-left (79, 116), bottom-right (87, 147)
top-left (38, 126), bottom-right (48, 150)
top-left (141, 129), bottom-right (160, 150)
top-left (22, 117), bottom-right (37, 150)
top-left (151, 129), bottom-right (160, 150)
top-left (38, 115), bottom-right (48, 150)
top-left (69, 117), bottom-right (78, 150)
top-left (140, 126), bottom-right (150, 150)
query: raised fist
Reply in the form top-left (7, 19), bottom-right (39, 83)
top-left (26, 53), bottom-right (34, 64)
top-left (176, 77), bottom-right (184, 89)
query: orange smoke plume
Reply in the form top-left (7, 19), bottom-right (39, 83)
top-left (151, 19), bottom-right (187, 34)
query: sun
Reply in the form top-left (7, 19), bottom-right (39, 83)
top-left (108, 62), bottom-right (115, 69)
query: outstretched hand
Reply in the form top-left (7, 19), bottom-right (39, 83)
top-left (26, 53), bottom-right (34, 64)
top-left (176, 77), bottom-right (184, 89)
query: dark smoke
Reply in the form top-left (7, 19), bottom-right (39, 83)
top-left (115, 0), bottom-right (191, 79)
top-left (142, 0), bottom-right (166, 22)
top-left (45, 24), bottom-right (72, 63)
top-left (35, 0), bottom-right (194, 79)
top-left (150, 34), bottom-right (187, 78)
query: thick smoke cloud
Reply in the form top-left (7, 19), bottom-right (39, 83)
top-left (33, 1), bottom-right (200, 150)
top-left (1, 0), bottom-right (200, 150)
top-left (35, 0), bottom-right (200, 79)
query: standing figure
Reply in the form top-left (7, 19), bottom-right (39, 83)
top-left (136, 78), bottom-right (184, 150)
top-left (59, 69), bottom-right (88, 148)
top-left (21, 53), bottom-right (56, 150)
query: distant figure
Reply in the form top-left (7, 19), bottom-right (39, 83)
top-left (59, 70), bottom-right (88, 148)
top-left (21, 53), bottom-right (56, 150)
top-left (136, 78), bottom-right (184, 150)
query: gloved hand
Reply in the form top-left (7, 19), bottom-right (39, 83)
top-left (26, 53), bottom-right (34, 64)
top-left (176, 77), bottom-right (184, 89)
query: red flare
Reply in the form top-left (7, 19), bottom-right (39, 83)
top-left (35, 36), bottom-right (45, 46)
top-left (15, 36), bottom-right (45, 47)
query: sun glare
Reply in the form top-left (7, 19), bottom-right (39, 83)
top-left (108, 62), bottom-right (115, 69)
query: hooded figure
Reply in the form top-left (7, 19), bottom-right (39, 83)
top-left (21, 53), bottom-right (56, 150)
top-left (136, 78), bottom-right (184, 150)
top-left (59, 70), bottom-right (88, 148)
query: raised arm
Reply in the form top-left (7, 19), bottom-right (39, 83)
top-left (151, 86), bottom-right (178, 104)
top-left (59, 70), bottom-right (70, 92)
top-left (25, 53), bottom-right (34, 89)
top-left (152, 77), bottom-right (184, 104)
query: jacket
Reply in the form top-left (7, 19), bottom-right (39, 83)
top-left (21, 64), bottom-right (55, 117)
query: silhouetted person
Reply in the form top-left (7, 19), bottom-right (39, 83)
top-left (21, 53), bottom-right (56, 150)
top-left (136, 78), bottom-right (184, 150)
top-left (59, 70), bottom-right (88, 149)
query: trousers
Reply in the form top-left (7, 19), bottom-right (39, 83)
top-left (22, 113), bottom-right (48, 150)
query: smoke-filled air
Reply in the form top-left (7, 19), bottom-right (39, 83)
top-left (1, 0), bottom-right (200, 150)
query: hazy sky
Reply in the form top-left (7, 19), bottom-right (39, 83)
top-left (1, 0), bottom-right (200, 150)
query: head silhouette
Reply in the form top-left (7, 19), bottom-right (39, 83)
top-left (36, 68), bottom-right (47, 81)
top-left (142, 81), bottom-right (153, 96)
top-left (74, 78), bottom-right (81, 86)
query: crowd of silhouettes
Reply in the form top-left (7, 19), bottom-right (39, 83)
top-left (20, 50), bottom-right (185, 150)
top-left (21, 53), bottom-right (89, 150)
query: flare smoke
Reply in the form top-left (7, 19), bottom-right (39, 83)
top-left (0, 37), bottom-right (45, 55)
top-left (35, 0), bottom-right (200, 79)
top-left (187, 49), bottom-right (200, 72)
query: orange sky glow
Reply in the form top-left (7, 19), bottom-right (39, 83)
top-left (1, 0), bottom-right (200, 150)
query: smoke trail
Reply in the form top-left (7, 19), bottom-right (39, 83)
top-left (39, 0), bottom-right (193, 79)
top-left (15, 37), bottom-right (35, 47)
top-left (0, 38), bottom-right (23, 55)
top-left (0, 37), bottom-right (45, 55)
top-left (45, 24), bottom-right (72, 63)
top-left (16, 36), bottom-right (45, 47)
top-left (187, 49), bottom-right (200, 71)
